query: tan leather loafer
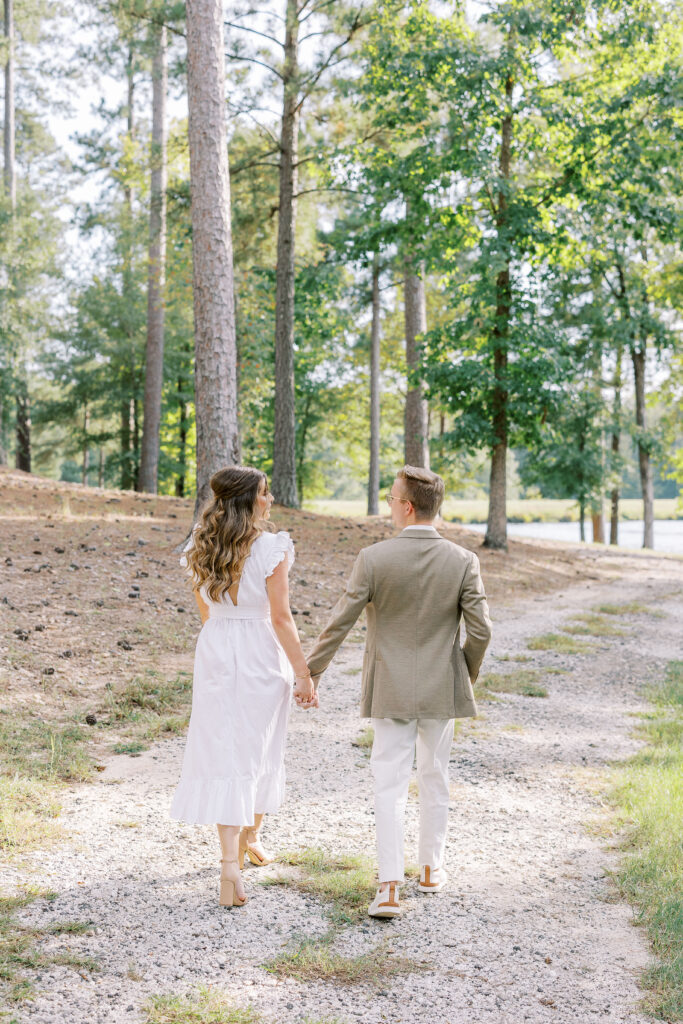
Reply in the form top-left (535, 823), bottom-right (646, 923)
top-left (368, 883), bottom-right (402, 918)
top-left (418, 866), bottom-right (448, 893)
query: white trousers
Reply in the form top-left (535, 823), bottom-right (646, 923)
top-left (370, 717), bottom-right (454, 883)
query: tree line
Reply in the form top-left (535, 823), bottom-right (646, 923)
top-left (0, 0), bottom-right (681, 549)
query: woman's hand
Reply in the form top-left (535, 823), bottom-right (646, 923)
top-left (293, 672), bottom-right (317, 709)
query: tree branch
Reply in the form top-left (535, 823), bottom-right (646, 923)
top-left (224, 51), bottom-right (284, 80)
top-left (224, 20), bottom-right (284, 49)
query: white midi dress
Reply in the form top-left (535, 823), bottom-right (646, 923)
top-left (170, 529), bottom-right (295, 826)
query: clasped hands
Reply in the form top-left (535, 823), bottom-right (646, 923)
top-left (293, 671), bottom-right (321, 710)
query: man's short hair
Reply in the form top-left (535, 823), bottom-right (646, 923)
top-left (397, 465), bottom-right (445, 520)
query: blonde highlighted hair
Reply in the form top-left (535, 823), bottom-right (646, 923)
top-left (186, 466), bottom-right (268, 602)
top-left (397, 465), bottom-right (445, 520)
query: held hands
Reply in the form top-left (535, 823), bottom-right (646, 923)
top-left (293, 671), bottom-right (319, 710)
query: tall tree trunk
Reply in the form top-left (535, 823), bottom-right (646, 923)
top-left (484, 69), bottom-right (513, 551)
top-left (139, 23), bottom-right (168, 493)
top-left (591, 510), bottom-right (604, 544)
top-left (132, 396), bottom-right (140, 489)
top-left (609, 343), bottom-right (622, 545)
top-left (4, 0), bottom-right (22, 471)
top-left (120, 48), bottom-right (136, 491)
top-left (272, 0), bottom-right (300, 507)
top-left (367, 253), bottom-right (381, 515)
top-left (82, 407), bottom-right (90, 485)
top-left (186, 0), bottom-right (240, 513)
top-left (632, 345), bottom-right (654, 548)
top-left (14, 377), bottom-right (30, 472)
top-left (175, 375), bottom-right (187, 497)
top-left (579, 501), bottom-right (585, 542)
top-left (120, 402), bottom-right (132, 489)
top-left (403, 257), bottom-right (430, 468)
top-left (4, 0), bottom-right (15, 209)
top-left (98, 448), bottom-right (104, 488)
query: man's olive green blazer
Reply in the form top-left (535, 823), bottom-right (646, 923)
top-left (307, 527), bottom-right (492, 719)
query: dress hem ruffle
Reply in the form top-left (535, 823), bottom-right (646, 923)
top-left (170, 770), bottom-right (285, 827)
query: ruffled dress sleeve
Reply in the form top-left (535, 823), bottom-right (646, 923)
top-left (179, 525), bottom-right (198, 571)
top-left (264, 530), bottom-right (295, 578)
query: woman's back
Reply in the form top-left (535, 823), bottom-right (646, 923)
top-left (183, 529), bottom-right (294, 616)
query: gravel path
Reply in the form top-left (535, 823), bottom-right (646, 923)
top-left (7, 565), bottom-right (683, 1024)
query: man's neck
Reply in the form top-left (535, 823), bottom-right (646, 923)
top-left (402, 521), bottom-right (436, 529)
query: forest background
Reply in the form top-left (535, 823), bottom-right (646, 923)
top-left (0, 0), bottom-right (681, 551)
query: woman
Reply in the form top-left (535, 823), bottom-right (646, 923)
top-left (170, 466), bottom-right (316, 907)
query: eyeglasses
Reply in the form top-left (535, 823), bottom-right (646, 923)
top-left (385, 492), bottom-right (410, 505)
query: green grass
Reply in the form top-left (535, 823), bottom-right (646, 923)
top-left (0, 670), bottom-right (192, 861)
top-left (561, 614), bottom-right (627, 637)
top-left (303, 497), bottom-right (681, 524)
top-left (593, 602), bottom-right (657, 616)
top-left (527, 633), bottom-right (596, 654)
top-left (264, 934), bottom-right (427, 984)
top-left (352, 727), bottom-right (374, 750)
top-left (611, 660), bottom-right (683, 1019)
top-left (143, 987), bottom-right (260, 1024)
top-left (0, 890), bottom-right (98, 1006)
top-left (263, 848), bottom-right (378, 925)
top-left (476, 670), bottom-right (548, 698)
top-left (0, 776), bottom-right (63, 853)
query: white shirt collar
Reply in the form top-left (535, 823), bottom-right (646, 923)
top-left (401, 524), bottom-right (439, 534)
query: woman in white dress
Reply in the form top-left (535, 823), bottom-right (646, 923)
top-left (170, 466), bottom-right (316, 907)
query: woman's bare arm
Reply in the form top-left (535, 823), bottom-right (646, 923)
top-left (266, 559), bottom-right (315, 704)
top-left (194, 588), bottom-right (210, 625)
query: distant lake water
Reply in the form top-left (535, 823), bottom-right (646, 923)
top-left (465, 519), bottom-right (683, 555)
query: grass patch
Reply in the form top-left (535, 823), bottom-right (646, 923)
top-left (496, 654), bottom-right (532, 663)
top-left (264, 848), bottom-right (377, 925)
top-left (562, 614), bottom-right (626, 637)
top-left (264, 934), bottom-right (427, 985)
top-left (0, 890), bottom-right (98, 1006)
top-left (0, 713), bottom-right (94, 783)
top-left (352, 727), bottom-right (374, 750)
top-left (143, 987), bottom-right (260, 1024)
top-left (0, 670), bottom-right (192, 859)
top-left (476, 670), bottom-right (548, 698)
top-left (103, 670), bottom-right (192, 729)
top-left (610, 660), bottom-right (683, 1019)
top-left (594, 602), bottom-right (655, 616)
top-left (501, 723), bottom-right (525, 733)
top-left (0, 775), bottom-right (63, 853)
top-left (113, 741), bottom-right (148, 756)
top-left (527, 633), bottom-right (595, 654)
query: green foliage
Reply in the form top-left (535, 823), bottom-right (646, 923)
top-left (611, 661), bottom-right (683, 1019)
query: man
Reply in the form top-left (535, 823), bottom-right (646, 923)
top-left (306, 465), bottom-right (492, 918)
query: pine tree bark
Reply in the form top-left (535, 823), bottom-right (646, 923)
top-left (14, 378), bottom-right (30, 472)
top-left (120, 49), bottom-right (136, 491)
top-left (367, 253), bottom-right (381, 515)
top-left (186, 0), bottom-right (240, 513)
top-left (403, 257), bottom-right (430, 469)
top-left (175, 376), bottom-right (187, 497)
top-left (82, 407), bottom-right (90, 485)
top-left (139, 23), bottom-right (168, 494)
top-left (271, 0), bottom-right (300, 507)
top-left (484, 69), bottom-right (513, 551)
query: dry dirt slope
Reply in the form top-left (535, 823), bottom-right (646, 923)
top-left (1, 465), bottom-right (673, 738)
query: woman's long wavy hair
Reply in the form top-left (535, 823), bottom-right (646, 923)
top-left (186, 466), bottom-right (269, 602)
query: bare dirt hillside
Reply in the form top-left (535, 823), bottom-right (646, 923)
top-left (0, 465), bottom-right (677, 735)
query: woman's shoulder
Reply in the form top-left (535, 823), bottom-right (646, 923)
top-left (257, 529), bottom-right (295, 576)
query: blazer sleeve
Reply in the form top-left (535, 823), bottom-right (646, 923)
top-left (306, 549), bottom-right (370, 683)
top-left (460, 552), bottom-right (492, 683)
